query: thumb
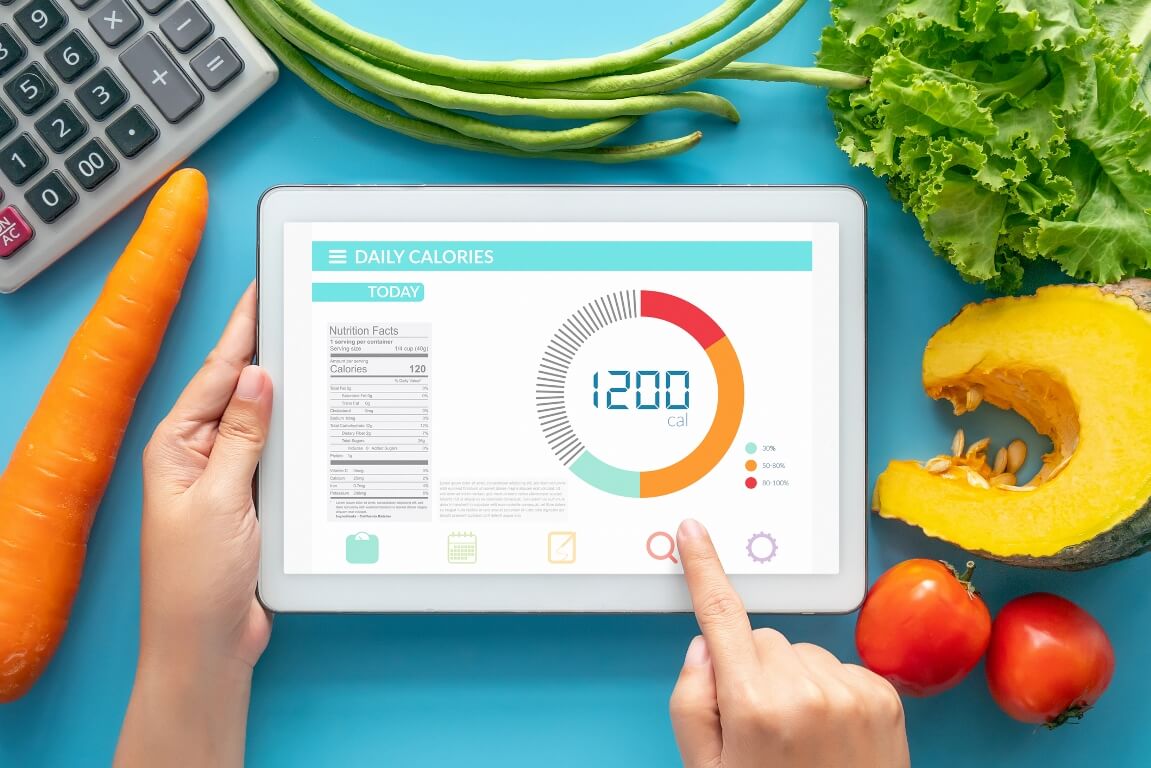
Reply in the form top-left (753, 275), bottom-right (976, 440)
top-left (670, 636), bottom-right (723, 768)
top-left (203, 365), bottom-right (272, 496)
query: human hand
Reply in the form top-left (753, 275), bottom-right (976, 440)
top-left (670, 520), bottom-right (910, 768)
top-left (116, 284), bottom-right (271, 768)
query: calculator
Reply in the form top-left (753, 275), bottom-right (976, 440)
top-left (0, 0), bottom-right (277, 293)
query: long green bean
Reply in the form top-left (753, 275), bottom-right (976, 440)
top-left (334, 48), bottom-right (864, 102)
top-left (270, 0), bottom-right (759, 83)
top-left (251, 0), bottom-right (741, 121)
top-left (229, 0), bottom-right (704, 162)
top-left (640, 60), bottom-right (869, 90)
top-left (275, 0), bottom-right (806, 100)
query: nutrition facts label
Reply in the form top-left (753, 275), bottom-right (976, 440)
top-left (327, 322), bottom-right (431, 521)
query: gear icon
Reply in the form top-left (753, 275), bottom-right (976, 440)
top-left (746, 532), bottom-right (778, 563)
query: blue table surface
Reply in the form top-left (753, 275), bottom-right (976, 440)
top-left (3, 1), bottom-right (1149, 765)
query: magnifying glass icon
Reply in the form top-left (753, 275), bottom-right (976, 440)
top-left (646, 531), bottom-right (678, 564)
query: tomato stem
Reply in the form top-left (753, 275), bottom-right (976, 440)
top-left (1045, 704), bottom-right (1091, 729)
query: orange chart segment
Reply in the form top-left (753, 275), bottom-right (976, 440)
top-left (639, 336), bottom-right (744, 497)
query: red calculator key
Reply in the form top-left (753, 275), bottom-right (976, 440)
top-left (0, 205), bottom-right (34, 258)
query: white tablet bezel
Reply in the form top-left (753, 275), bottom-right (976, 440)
top-left (256, 185), bottom-right (866, 614)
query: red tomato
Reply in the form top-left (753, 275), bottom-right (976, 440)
top-left (985, 593), bottom-right (1114, 727)
top-left (855, 558), bottom-right (991, 696)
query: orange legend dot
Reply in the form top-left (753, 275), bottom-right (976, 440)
top-left (745, 477), bottom-right (758, 489)
top-left (744, 459), bottom-right (757, 471)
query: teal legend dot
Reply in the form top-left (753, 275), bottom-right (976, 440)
top-left (744, 442), bottom-right (757, 455)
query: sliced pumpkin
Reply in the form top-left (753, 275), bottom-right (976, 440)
top-left (874, 279), bottom-right (1151, 570)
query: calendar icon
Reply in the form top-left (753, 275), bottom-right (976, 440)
top-left (447, 532), bottom-right (478, 564)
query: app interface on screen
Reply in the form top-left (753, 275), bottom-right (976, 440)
top-left (280, 221), bottom-right (841, 575)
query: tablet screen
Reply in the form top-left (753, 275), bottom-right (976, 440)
top-left (279, 221), bottom-right (841, 576)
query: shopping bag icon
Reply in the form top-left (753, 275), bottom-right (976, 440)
top-left (345, 532), bottom-right (379, 564)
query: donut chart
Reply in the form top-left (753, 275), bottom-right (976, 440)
top-left (537, 290), bottom-right (745, 498)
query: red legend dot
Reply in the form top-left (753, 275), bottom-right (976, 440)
top-left (745, 477), bottom-right (758, 489)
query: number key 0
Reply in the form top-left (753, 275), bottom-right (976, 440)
top-left (76, 68), bottom-right (127, 120)
top-left (25, 171), bottom-right (77, 223)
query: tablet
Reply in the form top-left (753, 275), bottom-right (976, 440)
top-left (257, 186), bottom-right (866, 613)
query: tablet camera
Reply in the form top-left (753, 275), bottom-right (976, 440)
top-left (746, 532), bottom-right (778, 564)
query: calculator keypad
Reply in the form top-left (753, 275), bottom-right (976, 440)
top-left (0, 0), bottom-right (265, 282)
top-left (0, 24), bottom-right (28, 77)
top-left (0, 133), bottom-right (47, 184)
top-left (76, 67), bottom-right (126, 119)
top-left (45, 29), bottom-right (97, 82)
top-left (25, 170), bottom-right (76, 221)
top-left (5, 63), bottom-right (58, 115)
top-left (34, 100), bottom-right (87, 152)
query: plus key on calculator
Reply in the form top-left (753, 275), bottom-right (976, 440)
top-left (0, 0), bottom-right (278, 292)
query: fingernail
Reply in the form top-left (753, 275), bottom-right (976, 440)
top-left (684, 636), bottom-right (710, 666)
top-left (235, 365), bottom-right (264, 401)
top-left (679, 519), bottom-right (706, 540)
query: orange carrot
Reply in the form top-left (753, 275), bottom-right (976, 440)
top-left (0, 169), bottom-right (208, 702)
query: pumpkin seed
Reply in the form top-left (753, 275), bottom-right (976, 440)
top-left (993, 447), bottom-right (1008, 475)
top-left (990, 472), bottom-right (1017, 487)
top-left (952, 428), bottom-right (965, 457)
top-left (965, 385), bottom-right (984, 412)
top-left (965, 468), bottom-right (990, 489)
top-left (925, 456), bottom-right (952, 474)
top-left (966, 437), bottom-right (991, 459)
top-left (1006, 439), bottom-right (1027, 474)
top-left (999, 483), bottom-right (1036, 492)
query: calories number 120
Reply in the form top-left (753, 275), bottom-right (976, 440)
top-left (593, 370), bottom-right (690, 410)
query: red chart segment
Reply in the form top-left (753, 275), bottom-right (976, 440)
top-left (640, 290), bottom-right (726, 349)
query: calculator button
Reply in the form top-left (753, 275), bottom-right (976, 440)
top-left (0, 24), bottom-right (27, 78)
top-left (0, 133), bottom-right (47, 184)
top-left (138, 0), bottom-right (174, 12)
top-left (25, 171), bottom-right (76, 222)
top-left (0, 205), bottom-right (33, 258)
top-left (120, 34), bottom-right (201, 122)
top-left (4, 63), bottom-right (58, 115)
top-left (106, 105), bottom-right (157, 156)
top-left (65, 137), bottom-right (117, 190)
top-left (190, 38), bottom-right (243, 92)
top-left (45, 30), bottom-right (98, 82)
top-left (71, 0), bottom-right (99, 8)
top-left (34, 101), bottom-right (87, 152)
top-left (14, 0), bottom-right (67, 45)
top-left (160, 1), bottom-right (212, 52)
top-left (89, 0), bottom-right (141, 47)
top-left (0, 103), bottom-right (14, 140)
top-left (76, 68), bottom-right (127, 119)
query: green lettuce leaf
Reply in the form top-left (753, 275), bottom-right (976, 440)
top-left (818, 0), bottom-right (1151, 291)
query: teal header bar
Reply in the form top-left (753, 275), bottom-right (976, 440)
top-left (311, 241), bottom-right (812, 272)
top-left (312, 283), bottom-right (425, 302)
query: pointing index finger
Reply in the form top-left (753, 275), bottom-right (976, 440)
top-left (677, 519), bottom-right (759, 684)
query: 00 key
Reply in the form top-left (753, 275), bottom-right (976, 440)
top-left (65, 138), bottom-right (117, 190)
